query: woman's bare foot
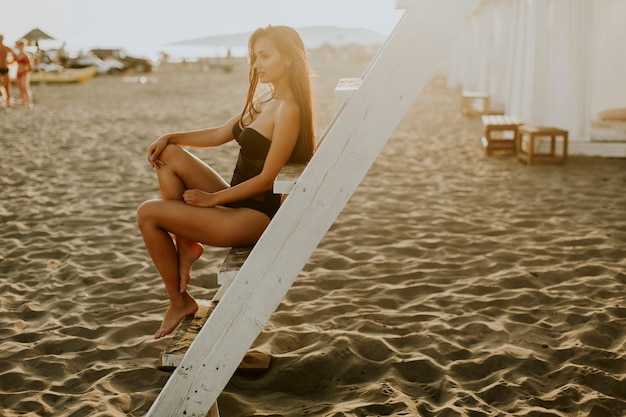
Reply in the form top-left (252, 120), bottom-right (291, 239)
top-left (154, 293), bottom-right (198, 339)
top-left (176, 237), bottom-right (204, 293)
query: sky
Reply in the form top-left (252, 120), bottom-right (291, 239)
top-left (1, 0), bottom-right (403, 59)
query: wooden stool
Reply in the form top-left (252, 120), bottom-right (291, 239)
top-left (461, 91), bottom-right (490, 116)
top-left (481, 115), bottom-right (522, 155)
top-left (517, 126), bottom-right (568, 165)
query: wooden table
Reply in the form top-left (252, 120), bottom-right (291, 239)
top-left (481, 114), bottom-right (522, 155)
top-left (517, 125), bottom-right (568, 165)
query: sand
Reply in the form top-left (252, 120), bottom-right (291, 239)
top-left (1, 55), bottom-right (626, 417)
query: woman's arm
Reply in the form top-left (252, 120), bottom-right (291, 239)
top-left (147, 113), bottom-right (240, 168)
top-left (183, 101), bottom-right (300, 207)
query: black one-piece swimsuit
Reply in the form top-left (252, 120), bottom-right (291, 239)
top-left (224, 122), bottom-right (281, 219)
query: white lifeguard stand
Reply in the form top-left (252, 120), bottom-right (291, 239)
top-left (147, 1), bottom-right (482, 415)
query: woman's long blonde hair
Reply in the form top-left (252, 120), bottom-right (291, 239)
top-left (241, 25), bottom-right (315, 164)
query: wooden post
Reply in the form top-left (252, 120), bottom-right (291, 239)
top-left (146, 1), bottom-right (481, 415)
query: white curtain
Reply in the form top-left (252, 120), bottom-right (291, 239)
top-left (446, 0), bottom-right (517, 112)
top-left (446, 0), bottom-right (624, 142)
top-left (591, 0), bottom-right (626, 116)
top-left (506, 0), bottom-right (593, 141)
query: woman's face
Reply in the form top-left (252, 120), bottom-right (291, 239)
top-left (252, 36), bottom-right (289, 84)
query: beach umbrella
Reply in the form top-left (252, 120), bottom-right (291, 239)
top-left (20, 28), bottom-right (56, 43)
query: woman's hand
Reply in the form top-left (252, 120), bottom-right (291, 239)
top-left (183, 189), bottom-right (218, 207)
top-left (146, 135), bottom-right (170, 168)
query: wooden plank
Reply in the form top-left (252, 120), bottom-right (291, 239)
top-left (217, 246), bottom-right (253, 285)
top-left (146, 2), bottom-right (482, 415)
top-left (159, 299), bottom-right (271, 372)
top-left (159, 300), bottom-right (216, 370)
top-left (273, 163), bottom-right (306, 194)
top-left (334, 78), bottom-right (361, 103)
top-left (236, 351), bottom-right (272, 374)
top-left (482, 114), bottom-right (521, 127)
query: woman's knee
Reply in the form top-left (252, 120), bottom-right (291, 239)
top-left (136, 199), bottom-right (160, 230)
top-left (160, 143), bottom-right (186, 163)
top-left (157, 144), bottom-right (195, 175)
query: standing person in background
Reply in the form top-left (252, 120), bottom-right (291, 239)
top-left (33, 40), bottom-right (42, 72)
top-left (0, 34), bottom-right (16, 107)
top-left (15, 39), bottom-right (33, 109)
top-left (57, 42), bottom-right (68, 66)
top-left (137, 25), bottom-right (316, 339)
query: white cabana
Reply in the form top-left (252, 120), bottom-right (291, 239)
top-left (446, 0), bottom-right (626, 157)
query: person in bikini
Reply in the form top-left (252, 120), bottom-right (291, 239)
top-left (0, 34), bottom-right (16, 107)
top-left (14, 38), bottom-right (33, 109)
top-left (137, 25), bottom-right (316, 339)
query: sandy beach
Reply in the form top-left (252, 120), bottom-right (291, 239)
top-left (1, 54), bottom-right (626, 417)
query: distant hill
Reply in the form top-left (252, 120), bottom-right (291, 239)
top-left (297, 26), bottom-right (386, 48)
top-left (169, 26), bottom-right (387, 50)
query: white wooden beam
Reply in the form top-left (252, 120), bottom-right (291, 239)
top-left (146, 1), bottom-right (481, 415)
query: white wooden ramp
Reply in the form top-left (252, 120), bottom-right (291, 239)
top-left (146, 1), bottom-right (481, 415)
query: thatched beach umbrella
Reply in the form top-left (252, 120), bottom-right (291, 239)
top-left (20, 27), bottom-right (56, 43)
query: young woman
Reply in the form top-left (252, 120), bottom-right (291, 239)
top-left (14, 39), bottom-right (33, 109)
top-left (0, 34), bottom-right (16, 107)
top-left (137, 25), bottom-right (315, 339)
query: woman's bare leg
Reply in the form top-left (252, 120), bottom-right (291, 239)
top-left (17, 76), bottom-right (31, 109)
top-left (138, 144), bottom-right (254, 338)
top-left (155, 144), bottom-right (229, 292)
top-left (175, 235), bottom-right (203, 293)
top-left (24, 74), bottom-right (32, 109)
top-left (137, 207), bottom-right (199, 339)
top-left (137, 199), bottom-right (270, 338)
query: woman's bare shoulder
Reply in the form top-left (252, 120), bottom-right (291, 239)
top-left (275, 97), bottom-right (299, 115)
